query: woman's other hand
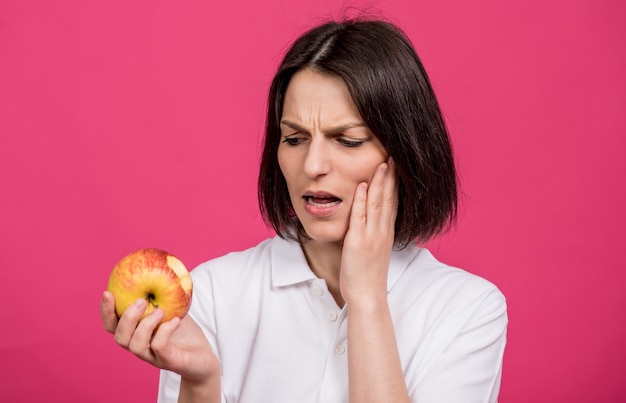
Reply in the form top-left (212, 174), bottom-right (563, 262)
top-left (100, 291), bottom-right (220, 385)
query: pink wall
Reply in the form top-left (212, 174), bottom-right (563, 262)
top-left (1, 0), bottom-right (624, 401)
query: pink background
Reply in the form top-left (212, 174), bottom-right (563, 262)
top-left (1, 0), bottom-right (624, 401)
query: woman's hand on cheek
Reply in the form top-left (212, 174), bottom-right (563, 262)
top-left (340, 158), bottom-right (398, 305)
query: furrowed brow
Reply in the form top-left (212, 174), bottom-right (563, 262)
top-left (325, 122), bottom-right (367, 134)
top-left (280, 120), bottom-right (366, 134)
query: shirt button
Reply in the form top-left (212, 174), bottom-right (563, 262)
top-left (328, 312), bottom-right (338, 321)
top-left (314, 286), bottom-right (323, 296)
top-left (335, 344), bottom-right (346, 355)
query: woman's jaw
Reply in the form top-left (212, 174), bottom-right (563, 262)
top-left (294, 193), bottom-right (351, 244)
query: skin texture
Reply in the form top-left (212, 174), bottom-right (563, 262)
top-left (100, 68), bottom-right (409, 402)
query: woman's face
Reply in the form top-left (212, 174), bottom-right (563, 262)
top-left (278, 68), bottom-right (388, 244)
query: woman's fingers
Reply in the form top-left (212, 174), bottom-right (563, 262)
top-left (127, 308), bottom-right (165, 360)
top-left (381, 157), bottom-right (398, 229)
top-left (150, 316), bottom-right (183, 361)
top-left (348, 159), bottom-right (398, 238)
top-left (113, 298), bottom-right (147, 348)
top-left (365, 162), bottom-right (388, 226)
top-left (363, 159), bottom-right (397, 233)
top-left (101, 294), bottom-right (218, 381)
top-left (100, 291), bottom-right (119, 334)
top-left (349, 182), bottom-right (368, 232)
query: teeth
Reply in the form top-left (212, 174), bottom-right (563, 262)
top-left (305, 196), bottom-right (340, 207)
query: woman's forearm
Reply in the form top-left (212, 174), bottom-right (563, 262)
top-left (178, 375), bottom-right (221, 403)
top-left (347, 296), bottom-right (410, 403)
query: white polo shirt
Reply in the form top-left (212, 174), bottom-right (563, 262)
top-left (158, 236), bottom-right (507, 403)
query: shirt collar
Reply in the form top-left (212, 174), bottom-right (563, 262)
top-left (271, 236), bottom-right (317, 287)
top-left (387, 244), bottom-right (422, 292)
top-left (270, 235), bottom-right (421, 292)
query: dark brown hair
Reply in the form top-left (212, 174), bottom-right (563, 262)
top-left (258, 19), bottom-right (457, 247)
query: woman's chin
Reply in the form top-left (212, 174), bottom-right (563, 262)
top-left (301, 225), bottom-right (347, 245)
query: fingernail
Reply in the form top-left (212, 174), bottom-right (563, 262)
top-left (134, 299), bottom-right (146, 308)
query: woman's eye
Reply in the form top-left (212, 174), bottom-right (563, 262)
top-left (338, 138), bottom-right (364, 148)
top-left (282, 137), bottom-right (302, 146)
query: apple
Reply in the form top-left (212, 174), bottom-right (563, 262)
top-left (107, 248), bottom-right (193, 323)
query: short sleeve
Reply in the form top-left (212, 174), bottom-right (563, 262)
top-left (414, 286), bottom-right (508, 402)
top-left (157, 370), bottom-right (182, 403)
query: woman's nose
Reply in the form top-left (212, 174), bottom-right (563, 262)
top-left (303, 138), bottom-right (331, 179)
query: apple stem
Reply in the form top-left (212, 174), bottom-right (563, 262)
top-left (147, 292), bottom-right (157, 307)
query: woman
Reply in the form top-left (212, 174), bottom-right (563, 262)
top-left (101, 19), bottom-right (507, 402)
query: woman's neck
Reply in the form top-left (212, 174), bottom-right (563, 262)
top-left (300, 239), bottom-right (345, 307)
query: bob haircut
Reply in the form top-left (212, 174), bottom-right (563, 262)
top-left (258, 19), bottom-right (458, 247)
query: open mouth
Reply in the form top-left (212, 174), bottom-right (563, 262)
top-left (303, 195), bottom-right (342, 207)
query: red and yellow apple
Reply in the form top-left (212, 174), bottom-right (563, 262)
top-left (107, 248), bottom-right (193, 323)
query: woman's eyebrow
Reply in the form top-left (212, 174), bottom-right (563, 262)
top-left (280, 120), bottom-right (307, 132)
top-left (280, 119), bottom-right (366, 134)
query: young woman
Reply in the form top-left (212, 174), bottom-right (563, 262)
top-left (101, 19), bottom-right (507, 403)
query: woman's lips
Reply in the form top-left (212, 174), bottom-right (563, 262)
top-left (302, 193), bottom-right (342, 217)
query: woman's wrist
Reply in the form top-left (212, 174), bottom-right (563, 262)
top-left (344, 291), bottom-right (388, 311)
top-left (178, 371), bottom-right (221, 403)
